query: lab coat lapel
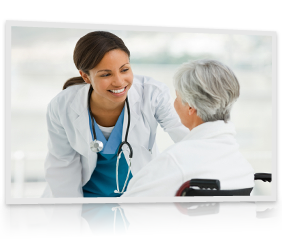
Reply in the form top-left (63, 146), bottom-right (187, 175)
top-left (70, 84), bottom-right (97, 185)
top-left (120, 83), bottom-right (140, 166)
top-left (70, 84), bottom-right (92, 148)
top-left (122, 84), bottom-right (140, 142)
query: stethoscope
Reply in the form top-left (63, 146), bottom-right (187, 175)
top-left (88, 86), bottom-right (133, 194)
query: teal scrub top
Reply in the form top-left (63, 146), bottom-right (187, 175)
top-left (83, 107), bottom-right (133, 197)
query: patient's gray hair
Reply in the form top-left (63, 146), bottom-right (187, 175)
top-left (173, 60), bottom-right (240, 123)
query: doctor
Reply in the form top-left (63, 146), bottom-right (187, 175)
top-left (122, 59), bottom-right (255, 197)
top-left (43, 31), bottom-right (189, 198)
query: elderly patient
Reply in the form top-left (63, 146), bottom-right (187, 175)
top-left (122, 59), bottom-right (254, 197)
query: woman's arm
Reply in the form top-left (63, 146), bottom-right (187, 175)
top-left (44, 100), bottom-right (83, 197)
top-left (153, 83), bottom-right (190, 143)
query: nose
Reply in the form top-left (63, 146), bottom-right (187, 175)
top-left (112, 73), bottom-right (124, 87)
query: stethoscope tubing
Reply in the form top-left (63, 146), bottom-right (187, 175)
top-left (88, 86), bottom-right (97, 140)
top-left (88, 86), bottom-right (133, 194)
top-left (88, 86), bottom-right (132, 156)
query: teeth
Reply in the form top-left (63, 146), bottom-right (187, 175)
top-left (110, 87), bottom-right (125, 93)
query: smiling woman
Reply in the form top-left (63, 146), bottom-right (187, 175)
top-left (43, 31), bottom-right (189, 198)
top-left (80, 49), bottom-right (133, 127)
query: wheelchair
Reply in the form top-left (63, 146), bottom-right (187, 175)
top-left (175, 173), bottom-right (271, 196)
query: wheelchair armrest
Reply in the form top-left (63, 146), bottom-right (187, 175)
top-left (254, 173), bottom-right (272, 182)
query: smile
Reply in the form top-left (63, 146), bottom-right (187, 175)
top-left (109, 86), bottom-right (127, 94)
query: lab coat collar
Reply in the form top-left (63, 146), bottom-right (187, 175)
top-left (70, 84), bottom-right (89, 115)
top-left (70, 78), bottom-right (140, 146)
top-left (182, 120), bottom-right (237, 141)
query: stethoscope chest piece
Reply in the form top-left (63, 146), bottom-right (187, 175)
top-left (90, 139), bottom-right (103, 152)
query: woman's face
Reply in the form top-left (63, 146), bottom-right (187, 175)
top-left (174, 91), bottom-right (204, 130)
top-left (174, 91), bottom-right (191, 129)
top-left (83, 49), bottom-right (134, 107)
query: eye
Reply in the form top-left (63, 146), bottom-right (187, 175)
top-left (100, 73), bottom-right (111, 77)
top-left (121, 68), bottom-right (129, 72)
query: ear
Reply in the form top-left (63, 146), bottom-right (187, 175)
top-left (79, 70), bottom-right (91, 84)
top-left (188, 107), bottom-right (196, 116)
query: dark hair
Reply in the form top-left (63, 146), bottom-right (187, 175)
top-left (63, 31), bottom-right (130, 90)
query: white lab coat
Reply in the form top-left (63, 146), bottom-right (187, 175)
top-left (121, 120), bottom-right (255, 197)
top-left (42, 75), bottom-right (189, 197)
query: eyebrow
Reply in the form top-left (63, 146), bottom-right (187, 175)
top-left (97, 63), bottom-right (129, 73)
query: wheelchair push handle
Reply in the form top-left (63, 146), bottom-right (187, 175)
top-left (254, 173), bottom-right (272, 182)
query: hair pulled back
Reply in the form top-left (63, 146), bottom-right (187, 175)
top-left (63, 31), bottom-right (130, 90)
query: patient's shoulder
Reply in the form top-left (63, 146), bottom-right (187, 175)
top-left (163, 139), bottom-right (196, 156)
